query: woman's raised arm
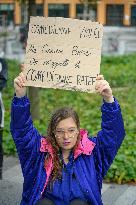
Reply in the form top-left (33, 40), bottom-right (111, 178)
top-left (10, 66), bottom-right (42, 176)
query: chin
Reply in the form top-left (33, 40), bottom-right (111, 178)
top-left (62, 144), bottom-right (74, 150)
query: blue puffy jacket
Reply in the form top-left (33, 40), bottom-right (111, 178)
top-left (10, 96), bottom-right (125, 205)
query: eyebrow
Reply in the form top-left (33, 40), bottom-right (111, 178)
top-left (56, 127), bottom-right (77, 130)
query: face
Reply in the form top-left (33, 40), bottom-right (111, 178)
top-left (54, 117), bottom-right (79, 152)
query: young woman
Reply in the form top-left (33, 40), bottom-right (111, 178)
top-left (10, 70), bottom-right (125, 205)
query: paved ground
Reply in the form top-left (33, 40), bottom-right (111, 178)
top-left (0, 156), bottom-right (136, 205)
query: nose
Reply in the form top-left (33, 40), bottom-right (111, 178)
top-left (63, 131), bottom-right (69, 139)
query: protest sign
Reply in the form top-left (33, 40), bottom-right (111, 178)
top-left (24, 16), bottom-right (103, 93)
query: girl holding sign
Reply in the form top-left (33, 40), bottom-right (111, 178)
top-left (10, 69), bottom-right (125, 205)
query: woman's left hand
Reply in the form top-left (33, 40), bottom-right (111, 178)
top-left (95, 75), bottom-right (114, 103)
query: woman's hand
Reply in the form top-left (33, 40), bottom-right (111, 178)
top-left (14, 64), bottom-right (26, 98)
top-left (95, 75), bottom-right (114, 103)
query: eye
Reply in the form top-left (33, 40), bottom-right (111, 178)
top-left (68, 129), bottom-right (76, 133)
top-left (56, 130), bottom-right (62, 133)
top-left (56, 130), bottom-right (64, 135)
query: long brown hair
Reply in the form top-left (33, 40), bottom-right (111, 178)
top-left (46, 107), bottom-right (80, 183)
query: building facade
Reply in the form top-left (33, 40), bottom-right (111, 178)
top-left (0, 0), bottom-right (136, 26)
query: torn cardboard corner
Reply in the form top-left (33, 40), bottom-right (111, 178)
top-left (24, 16), bottom-right (103, 93)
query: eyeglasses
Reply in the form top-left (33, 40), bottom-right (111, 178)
top-left (55, 128), bottom-right (79, 139)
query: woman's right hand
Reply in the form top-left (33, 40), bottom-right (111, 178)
top-left (14, 65), bottom-right (26, 98)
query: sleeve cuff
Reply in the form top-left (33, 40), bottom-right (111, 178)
top-left (102, 97), bottom-right (119, 111)
top-left (12, 95), bottom-right (30, 106)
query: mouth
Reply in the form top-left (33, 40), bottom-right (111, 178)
top-left (63, 142), bottom-right (71, 146)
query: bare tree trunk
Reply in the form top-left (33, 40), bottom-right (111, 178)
top-left (28, 87), bottom-right (40, 120)
top-left (28, 0), bottom-right (40, 120)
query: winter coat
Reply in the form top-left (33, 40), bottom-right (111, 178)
top-left (10, 96), bottom-right (125, 205)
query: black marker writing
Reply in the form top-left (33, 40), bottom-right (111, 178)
top-left (46, 71), bottom-right (54, 82)
top-left (43, 59), bottom-right (69, 69)
top-left (42, 44), bottom-right (63, 54)
top-left (26, 69), bottom-right (73, 85)
top-left (80, 27), bottom-right (100, 39)
top-left (27, 45), bottom-right (37, 53)
top-left (54, 74), bottom-right (73, 84)
top-left (26, 69), bottom-right (45, 82)
top-left (75, 60), bottom-right (81, 69)
top-left (29, 58), bottom-right (38, 66)
top-left (77, 75), bottom-right (96, 86)
top-left (72, 46), bottom-right (92, 57)
top-left (31, 24), bottom-right (71, 35)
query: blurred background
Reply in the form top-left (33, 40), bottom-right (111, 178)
top-left (0, 0), bottom-right (136, 58)
top-left (0, 0), bottom-right (136, 205)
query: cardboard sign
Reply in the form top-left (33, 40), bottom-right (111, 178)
top-left (24, 17), bottom-right (103, 93)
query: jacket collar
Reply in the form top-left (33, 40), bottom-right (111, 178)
top-left (74, 129), bottom-right (95, 159)
top-left (40, 129), bottom-right (95, 159)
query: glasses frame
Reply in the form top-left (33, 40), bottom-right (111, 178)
top-left (54, 128), bottom-right (79, 139)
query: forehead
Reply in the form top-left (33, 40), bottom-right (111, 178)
top-left (56, 117), bottom-right (77, 129)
